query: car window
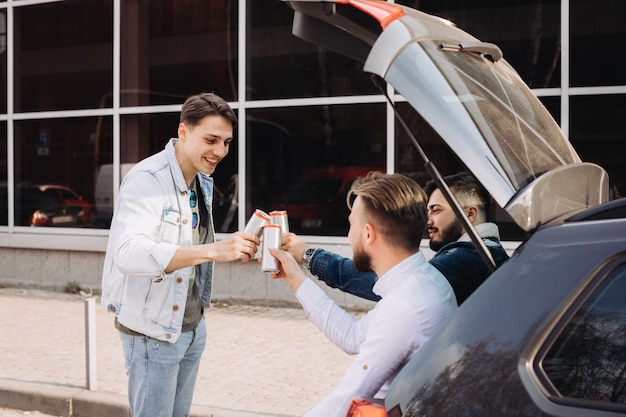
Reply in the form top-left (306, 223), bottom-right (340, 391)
top-left (542, 262), bottom-right (626, 408)
top-left (42, 189), bottom-right (61, 201)
top-left (59, 188), bottom-right (79, 200)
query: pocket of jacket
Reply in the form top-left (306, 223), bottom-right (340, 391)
top-left (143, 276), bottom-right (176, 326)
top-left (159, 208), bottom-right (181, 244)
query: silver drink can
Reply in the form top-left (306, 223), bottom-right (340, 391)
top-left (261, 223), bottom-right (282, 274)
top-left (243, 209), bottom-right (270, 237)
top-left (270, 210), bottom-right (289, 233)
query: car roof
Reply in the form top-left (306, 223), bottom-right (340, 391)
top-left (280, 0), bottom-right (609, 232)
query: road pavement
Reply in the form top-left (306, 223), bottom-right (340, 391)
top-left (0, 287), bottom-right (367, 417)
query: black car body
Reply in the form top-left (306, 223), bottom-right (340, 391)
top-left (279, 1), bottom-right (626, 416)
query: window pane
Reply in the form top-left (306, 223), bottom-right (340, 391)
top-left (247, 104), bottom-right (386, 236)
top-left (399, 0), bottom-right (561, 89)
top-left (0, 10), bottom-right (6, 114)
top-left (0, 122), bottom-right (6, 225)
top-left (120, 113), bottom-right (239, 233)
top-left (14, 117), bottom-right (112, 228)
top-left (571, 0), bottom-right (626, 87)
top-left (14, 0), bottom-right (113, 112)
top-left (570, 95), bottom-right (626, 199)
top-left (543, 263), bottom-right (626, 405)
top-left (120, 0), bottom-right (238, 106)
top-left (246, 0), bottom-right (378, 100)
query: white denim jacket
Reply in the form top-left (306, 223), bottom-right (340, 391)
top-left (101, 138), bottom-right (215, 343)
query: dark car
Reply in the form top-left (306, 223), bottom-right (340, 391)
top-left (15, 185), bottom-right (82, 227)
top-left (279, 1), bottom-right (626, 416)
top-left (33, 184), bottom-right (96, 225)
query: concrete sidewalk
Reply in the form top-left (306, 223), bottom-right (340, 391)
top-left (0, 288), bottom-right (367, 417)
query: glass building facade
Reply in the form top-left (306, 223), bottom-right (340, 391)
top-left (0, 0), bottom-right (624, 249)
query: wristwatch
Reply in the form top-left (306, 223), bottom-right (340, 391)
top-left (302, 247), bottom-right (318, 271)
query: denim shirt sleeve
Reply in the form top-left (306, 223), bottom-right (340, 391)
top-left (309, 249), bottom-right (381, 302)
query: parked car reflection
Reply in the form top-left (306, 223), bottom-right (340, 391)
top-left (15, 185), bottom-right (83, 227)
top-left (275, 166), bottom-right (383, 235)
top-left (32, 184), bottom-right (96, 225)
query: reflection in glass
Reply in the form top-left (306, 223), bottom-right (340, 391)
top-left (570, 95), bottom-right (626, 200)
top-left (247, 104), bottom-right (386, 235)
top-left (13, 117), bottom-right (112, 228)
top-left (13, 0), bottom-right (113, 112)
top-left (543, 264), bottom-right (626, 405)
top-left (0, 122), bottom-right (6, 225)
top-left (404, 339), bottom-right (541, 417)
top-left (398, 0), bottom-right (561, 89)
top-left (570, 0), bottom-right (626, 87)
top-left (246, 0), bottom-right (378, 100)
top-left (120, 113), bottom-right (239, 233)
top-left (0, 10), bottom-right (6, 113)
top-left (120, 0), bottom-right (238, 105)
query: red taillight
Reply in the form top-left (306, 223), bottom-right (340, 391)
top-left (346, 398), bottom-right (387, 417)
top-left (30, 210), bottom-right (49, 226)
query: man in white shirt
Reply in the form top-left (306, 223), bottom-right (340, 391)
top-left (269, 171), bottom-right (458, 417)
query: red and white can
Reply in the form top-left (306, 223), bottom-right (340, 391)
top-left (261, 223), bottom-right (282, 274)
top-left (243, 209), bottom-right (270, 237)
top-left (270, 210), bottom-right (289, 233)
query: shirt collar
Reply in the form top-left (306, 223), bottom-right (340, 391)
top-left (372, 251), bottom-right (427, 298)
top-left (458, 222), bottom-right (500, 242)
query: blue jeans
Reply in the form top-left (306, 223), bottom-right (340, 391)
top-left (119, 316), bottom-right (207, 417)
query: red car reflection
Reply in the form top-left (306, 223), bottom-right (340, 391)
top-left (277, 166), bottom-right (383, 235)
top-left (34, 184), bottom-right (96, 225)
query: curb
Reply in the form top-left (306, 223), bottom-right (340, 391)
top-left (0, 379), bottom-right (291, 417)
top-left (0, 379), bottom-right (128, 417)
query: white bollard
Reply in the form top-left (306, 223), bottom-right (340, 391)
top-left (84, 297), bottom-right (98, 390)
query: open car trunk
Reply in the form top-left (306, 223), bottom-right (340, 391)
top-left (280, 0), bottom-right (609, 233)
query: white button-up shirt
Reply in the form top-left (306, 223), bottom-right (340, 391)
top-left (295, 251), bottom-right (458, 417)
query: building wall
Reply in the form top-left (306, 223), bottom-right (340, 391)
top-left (0, 246), bottom-right (378, 310)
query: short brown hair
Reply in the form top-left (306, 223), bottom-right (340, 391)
top-left (347, 171), bottom-right (428, 251)
top-left (180, 92), bottom-right (237, 129)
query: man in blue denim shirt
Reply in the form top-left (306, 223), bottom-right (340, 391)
top-left (102, 93), bottom-right (260, 417)
top-left (281, 172), bottom-right (509, 305)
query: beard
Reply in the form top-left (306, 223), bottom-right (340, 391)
top-left (429, 219), bottom-right (464, 252)
top-left (352, 246), bottom-right (373, 273)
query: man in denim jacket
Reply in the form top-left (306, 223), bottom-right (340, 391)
top-left (282, 172), bottom-right (509, 306)
top-left (101, 93), bottom-right (259, 417)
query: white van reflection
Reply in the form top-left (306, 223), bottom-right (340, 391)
top-left (94, 163), bottom-right (135, 227)
top-left (94, 164), bottom-right (238, 231)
